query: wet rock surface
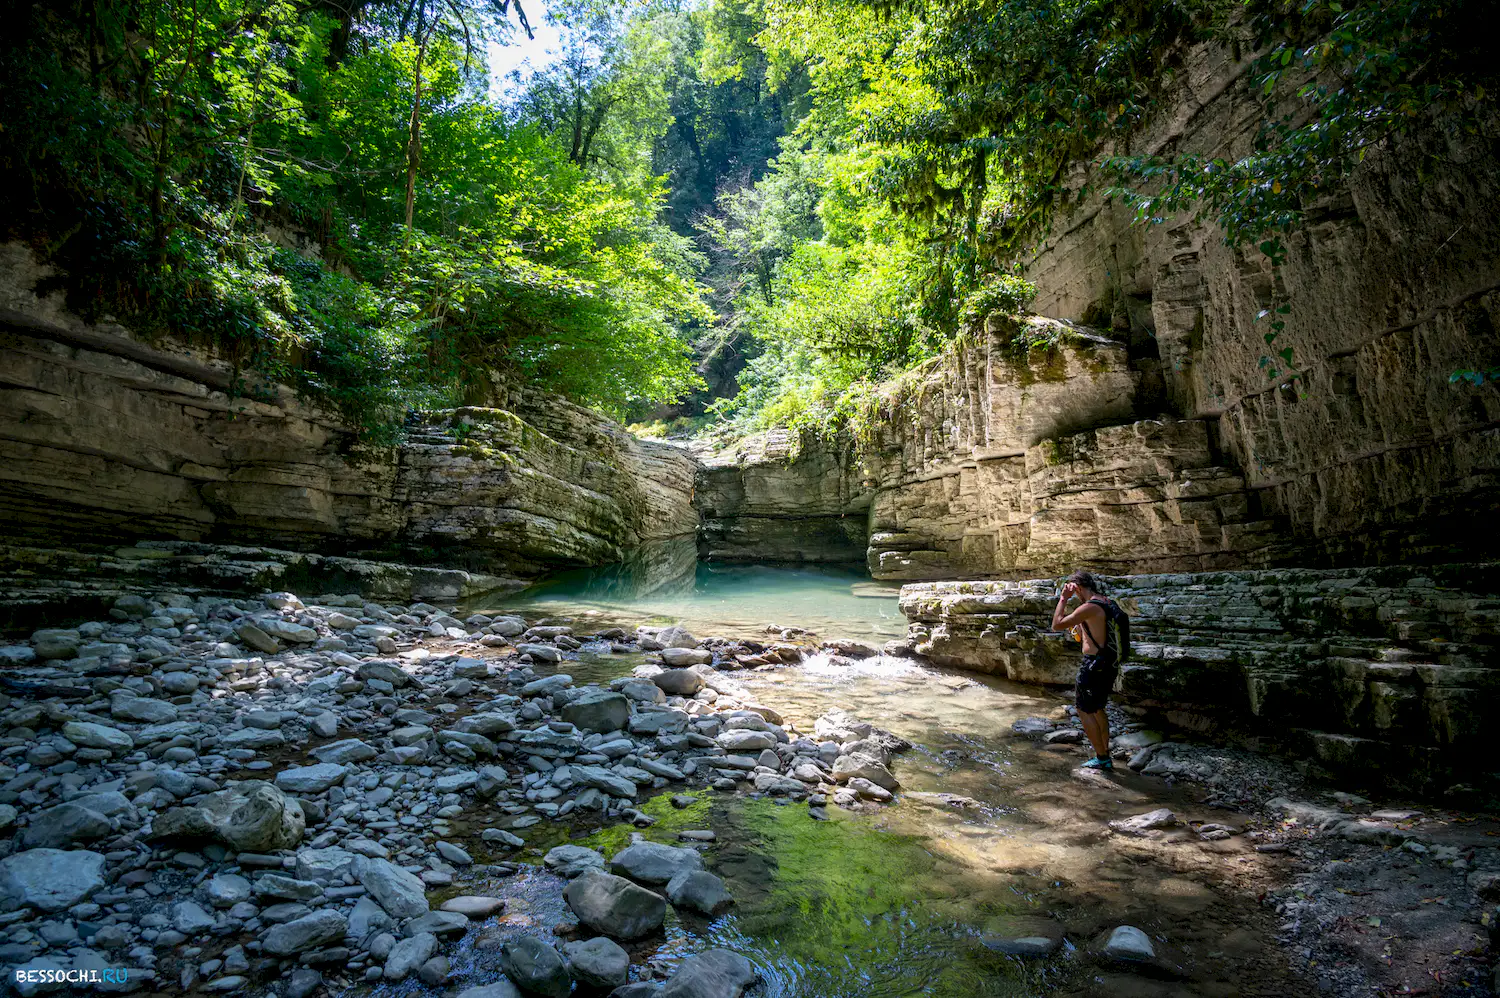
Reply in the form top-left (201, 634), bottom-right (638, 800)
top-left (901, 566), bottom-right (1500, 789)
top-left (0, 582), bottom-right (1493, 998)
top-left (0, 590), bottom-right (929, 996)
top-left (997, 693), bottom-right (1500, 998)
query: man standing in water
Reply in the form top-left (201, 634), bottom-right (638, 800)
top-left (1051, 571), bottom-right (1121, 770)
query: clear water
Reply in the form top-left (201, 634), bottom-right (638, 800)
top-left (466, 540), bottom-right (904, 643)
top-left (440, 554), bottom-right (1299, 998)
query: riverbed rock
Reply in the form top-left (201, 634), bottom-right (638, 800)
top-left (257, 617), bottom-right (318, 643)
top-left (847, 777), bottom-right (893, 802)
top-left (545, 845), bottom-right (607, 878)
top-left (456, 983), bottom-right (523, 998)
top-left (296, 847), bottom-right (359, 884)
top-left (110, 695), bottom-right (179, 724)
top-left (60, 721), bottom-right (133, 753)
top-left (384, 932), bottom-right (439, 980)
top-left (457, 713), bottom-right (518, 737)
top-left (717, 729), bottom-right (776, 753)
top-left (831, 751), bottom-right (899, 791)
top-left (405, 910), bottom-right (469, 938)
top-left (657, 626), bottom-right (699, 649)
top-left (982, 934), bottom-right (1062, 957)
top-left (1108, 809), bottom-right (1178, 837)
top-left (0, 849), bottom-right (106, 912)
top-left (207, 873), bottom-right (253, 907)
top-left (569, 765), bottom-right (637, 798)
top-left (441, 896), bottom-right (506, 918)
top-left (658, 949), bottom-right (758, 998)
top-left (611, 841), bottom-right (704, 885)
top-left (357, 660), bottom-right (412, 688)
top-left (263, 909), bottom-right (348, 955)
top-left (1100, 925), bottom-right (1156, 963)
top-left (221, 726), bottom-right (286, 750)
top-left (560, 690), bottom-right (630, 733)
top-left (500, 935), bottom-right (570, 998)
top-left (275, 764), bottom-right (351, 794)
top-left (349, 897), bottom-right (394, 938)
top-left (236, 622), bottom-right (281, 654)
top-left (562, 936), bottom-right (629, 989)
top-left (172, 900), bottom-right (217, 933)
top-left (286, 968), bottom-right (322, 998)
top-left (152, 781), bottom-right (305, 851)
top-left (1467, 871), bottom-right (1500, 901)
top-left (661, 647), bottom-right (713, 667)
top-left (488, 616), bottom-right (527, 637)
top-left (311, 739), bottom-right (377, 764)
top-left (666, 870), bottom-right (734, 916)
top-left (813, 710), bottom-right (872, 744)
top-left (255, 873), bottom-right (324, 901)
top-left (31, 629), bottom-right (82, 660)
top-left (562, 870), bottom-right (666, 940)
top-left (653, 669), bottom-right (704, 696)
top-left (358, 858), bottom-right (429, 919)
top-left (21, 803), bottom-right (112, 849)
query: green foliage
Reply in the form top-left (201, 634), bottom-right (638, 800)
top-left (7, 0), bottom-right (1490, 444)
top-left (0, 0), bottom-right (707, 435)
top-left (1104, 0), bottom-right (1495, 256)
top-left (958, 275), bottom-right (1038, 327)
top-left (698, 135), bottom-right (979, 436)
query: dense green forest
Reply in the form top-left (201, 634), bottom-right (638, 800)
top-left (1, 0), bottom-right (1491, 440)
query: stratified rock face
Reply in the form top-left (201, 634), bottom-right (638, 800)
top-left (698, 316), bottom-right (1281, 579)
top-left (860, 319), bottom-right (1282, 580)
top-left (1022, 44), bottom-right (1500, 568)
top-left (694, 51), bottom-right (1500, 578)
top-left (695, 428), bottom-right (870, 564)
top-left (0, 253), bottom-right (697, 578)
top-left (900, 563), bottom-right (1500, 787)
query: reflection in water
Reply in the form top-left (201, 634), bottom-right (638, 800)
top-left (467, 544), bottom-right (904, 642)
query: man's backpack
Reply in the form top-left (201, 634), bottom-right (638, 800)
top-left (1087, 597), bottom-right (1131, 663)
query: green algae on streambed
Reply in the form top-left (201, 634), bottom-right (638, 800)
top-left (424, 791), bottom-right (1067, 998)
top-left (447, 566), bottom-right (1309, 997)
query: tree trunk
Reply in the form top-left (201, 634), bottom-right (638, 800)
top-left (404, 28), bottom-right (432, 242)
top-left (570, 95), bottom-right (585, 163)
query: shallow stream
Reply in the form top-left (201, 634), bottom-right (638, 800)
top-left (466, 546), bottom-right (904, 644)
top-left (442, 561), bottom-right (1303, 997)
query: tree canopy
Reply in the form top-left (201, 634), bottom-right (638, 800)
top-left (1, 0), bottom-right (1491, 439)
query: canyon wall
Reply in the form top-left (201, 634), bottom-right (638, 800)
top-left (0, 243), bottom-right (698, 593)
top-left (708, 42), bottom-right (1500, 579)
top-left (1023, 43), bottom-right (1500, 568)
top-left (899, 565), bottom-right (1500, 788)
top-left (695, 429), bottom-right (868, 564)
top-left (858, 318), bottom-right (1288, 579)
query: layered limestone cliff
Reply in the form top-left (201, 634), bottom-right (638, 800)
top-left (699, 41), bottom-right (1500, 578)
top-left (0, 243), bottom-right (698, 589)
top-left (695, 429), bottom-right (869, 563)
top-left (699, 316), bottom-right (1290, 577)
top-left (860, 317), bottom-right (1287, 579)
top-left (900, 565), bottom-right (1500, 788)
top-left (1023, 43), bottom-right (1500, 567)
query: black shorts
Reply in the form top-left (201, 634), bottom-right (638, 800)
top-left (1075, 653), bottom-right (1118, 714)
